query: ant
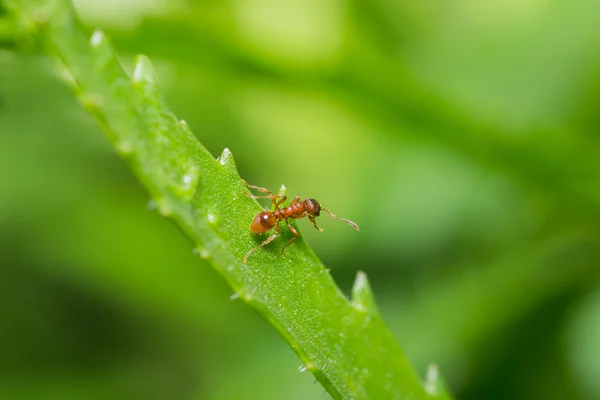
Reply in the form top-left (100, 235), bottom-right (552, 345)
top-left (242, 179), bottom-right (359, 264)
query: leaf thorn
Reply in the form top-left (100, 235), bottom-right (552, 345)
top-left (116, 140), bottom-right (133, 155)
top-left (78, 92), bottom-right (104, 112)
top-left (231, 288), bottom-right (253, 302)
top-left (90, 30), bottom-right (105, 47)
top-left (351, 271), bottom-right (379, 314)
top-left (207, 212), bottom-right (218, 225)
top-left (300, 361), bottom-right (318, 373)
top-left (154, 197), bottom-right (172, 216)
top-left (193, 247), bottom-right (211, 259)
top-left (218, 147), bottom-right (233, 166)
top-left (425, 363), bottom-right (440, 395)
top-left (132, 55), bottom-right (158, 86)
top-left (56, 64), bottom-right (76, 87)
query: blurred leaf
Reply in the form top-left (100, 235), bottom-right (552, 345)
top-left (6, 0), bottom-right (453, 398)
top-left (109, 11), bottom-right (600, 220)
top-left (566, 288), bottom-right (600, 399)
top-left (0, 15), bottom-right (16, 49)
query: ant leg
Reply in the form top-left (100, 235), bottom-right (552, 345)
top-left (289, 195), bottom-right (301, 205)
top-left (244, 193), bottom-right (274, 199)
top-left (243, 222), bottom-right (281, 264)
top-left (244, 193), bottom-right (287, 213)
top-left (281, 220), bottom-right (300, 258)
top-left (269, 194), bottom-right (293, 212)
top-left (308, 215), bottom-right (323, 232)
top-left (242, 179), bottom-right (274, 195)
top-left (242, 179), bottom-right (286, 206)
top-left (321, 208), bottom-right (360, 231)
top-left (274, 194), bottom-right (288, 208)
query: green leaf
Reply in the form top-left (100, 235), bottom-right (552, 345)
top-left (5, 1), bottom-right (452, 398)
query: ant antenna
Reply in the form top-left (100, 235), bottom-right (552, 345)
top-left (322, 208), bottom-right (359, 231)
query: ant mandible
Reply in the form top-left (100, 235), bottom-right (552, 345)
top-left (242, 179), bottom-right (359, 264)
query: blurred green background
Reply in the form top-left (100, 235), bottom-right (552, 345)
top-left (2, 0), bottom-right (600, 399)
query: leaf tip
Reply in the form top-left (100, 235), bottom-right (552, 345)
top-left (132, 55), bottom-right (158, 86)
top-left (351, 271), bottom-right (379, 314)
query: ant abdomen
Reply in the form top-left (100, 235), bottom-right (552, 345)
top-left (251, 211), bottom-right (276, 233)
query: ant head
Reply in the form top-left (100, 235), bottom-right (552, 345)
top-left (251, 211), bottom-right (276, 233)
top-left (305, 199), bottom-right (321, 216)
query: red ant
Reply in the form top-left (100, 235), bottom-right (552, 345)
top-left (242, 179), bottom-right (359, 263)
